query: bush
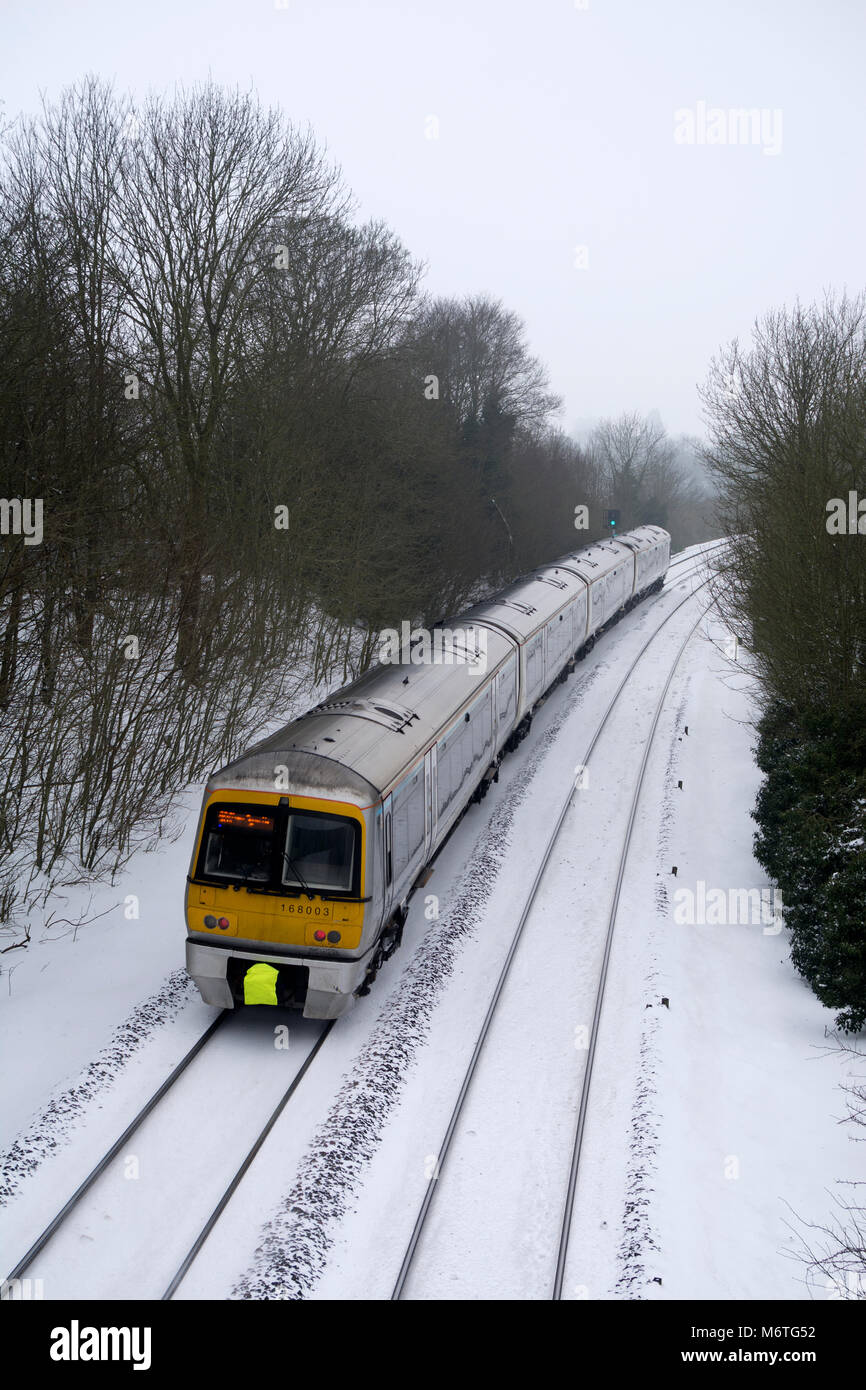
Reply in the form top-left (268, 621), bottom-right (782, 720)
top-left (753, 698), bottom-right (866, 1032)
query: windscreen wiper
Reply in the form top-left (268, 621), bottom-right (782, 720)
top-left (282, 850), bottom-right (315, 899)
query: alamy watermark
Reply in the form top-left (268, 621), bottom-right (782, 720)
top-left (0, 497), bottom-right (43, 545)
top-left (378, 621), bottom-right (488, 673)
top-left (49, 1321), bottom-right (151, 1371)
top-left (674, 102), bottom-right (783, 157)
top-left (826, 492), bottom-right (866, 535)
top-left (673, 880), bottom-right (784, 934)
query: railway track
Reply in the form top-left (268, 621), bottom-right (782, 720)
top-left (551, 600), bottom-right (709, 1298)
top-left (391, 555), bottom-right (716, 1300)
top-left (3, 1011), bottom-right (333, 1299)
top-left (161, 1021), bottom-right (333, 1299)
top-left (666, 537), bottom-right (726, 574)
top-left (4, 1012), bottom-right (229, 1287)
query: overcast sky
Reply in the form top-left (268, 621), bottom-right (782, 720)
top-left (3, 0), bottom-right (864, 438)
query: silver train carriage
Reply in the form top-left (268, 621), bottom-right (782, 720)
top-left (184, 525), bottom-right (670, 1018)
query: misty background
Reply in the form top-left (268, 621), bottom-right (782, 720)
top-left (3, 0), bottom-right (864, 441)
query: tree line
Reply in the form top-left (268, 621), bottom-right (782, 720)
top-left (703, 293), bottom-right (866, 1035)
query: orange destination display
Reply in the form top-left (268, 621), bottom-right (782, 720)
top-left (215, 810), bottom-right (274, 832)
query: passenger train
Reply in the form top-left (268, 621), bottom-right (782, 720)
top-left (185, 526), bottom-right (671, 1017)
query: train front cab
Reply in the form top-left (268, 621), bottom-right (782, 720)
top-left (185, 788), bottom-right (377, 1019)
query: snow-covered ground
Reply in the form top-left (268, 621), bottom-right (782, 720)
top-left (1, 544), bottom-right (861, 1301)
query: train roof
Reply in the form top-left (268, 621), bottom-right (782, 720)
top-left (551, 526), bottom-right (668, 579)
top-left (208, 622), bottom-right (516, 802)
top-left (619, 524), bottom-right (670, 550)
top-left (551, 535), bottom-right (637, 580)
top-left (457, 564), bottom-right (587, 642)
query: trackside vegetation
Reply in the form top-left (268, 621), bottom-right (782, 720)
top-left (703, 294), bottom-right (866, 1033)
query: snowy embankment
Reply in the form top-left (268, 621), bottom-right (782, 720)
top-left (0, 545), bottom-right (861, 1300)
top-left (635, 617), bottom-right (863, 1301)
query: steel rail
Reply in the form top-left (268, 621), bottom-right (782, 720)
top-left (162, 1019), bottom-right (335, 1300)
top-left (5, 1009), bottom-right (229, 1283)
top-left (551, 600), bottom-right (711, 1297)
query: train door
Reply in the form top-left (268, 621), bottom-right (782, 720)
top-left (589, 577), bottom-right (605, 635)
top-left (424, 746), bottom-right (438, 859)
top-left (497, 652), bottom-right (518, 748)
top-left (382, 792), bottom-right (393, 910)
top-left (572, 583), bottom-right (588, 648)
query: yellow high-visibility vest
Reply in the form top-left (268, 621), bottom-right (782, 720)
top-left (243, 962), bottom-right (279, 1006)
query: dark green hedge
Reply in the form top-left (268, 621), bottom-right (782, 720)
top-left (752, 698), bottom-right (866, 1032)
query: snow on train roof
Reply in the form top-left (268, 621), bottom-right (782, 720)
top-left (458, 565), bottom-right (587, 642)
top-left (552, 536), bottom-right (636, 577)
top-left (209, 622), bottom-right (516, 800)
top-left (622, 524), bottom-right (670, 548)
top-left (551, 527), bottom-right (668, 579)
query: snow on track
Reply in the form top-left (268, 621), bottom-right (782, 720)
top-left (6, 1010), bottom-right (328, 1300)
top-left (392, 589), bottom-right (710, 1299)
top-left (0, 968), bottom-right (196, 1209)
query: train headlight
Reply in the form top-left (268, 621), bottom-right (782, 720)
top-left (327, 931), bottom-right (341, 944)
top-left (204, 915), bottom-right (217, 928)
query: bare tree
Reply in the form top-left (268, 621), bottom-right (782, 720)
top-left (111, 83), bottom-right (343, 680)
top-left (701, 293), bottom-right (866, 709)
top-left (404, 292), bottom-right (561, 431)
top-left (786, 1038), bottom-right (866, 1300)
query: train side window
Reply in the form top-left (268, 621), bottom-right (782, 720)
top-left (438, 735), bottom-right (459, 816)
top-left (392, 771), bottom-right (424, 878)
top-left (461, 719), bottom-right (474, 779)
top-left (527, 634), bottom-right (543, 690)
top-left (385, 811), bottom-right (392, 885)
top-left (499, 655), bottom-right (517, 727)
top-left (473, 690), bottom-right (491, 761)
top-left (437, 738), bottom-right (450, 814)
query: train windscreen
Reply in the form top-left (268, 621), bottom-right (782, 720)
top-left (282, 813), bottom-right (355, 893)
top-left (201, 807), bottom-right (275, 882)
